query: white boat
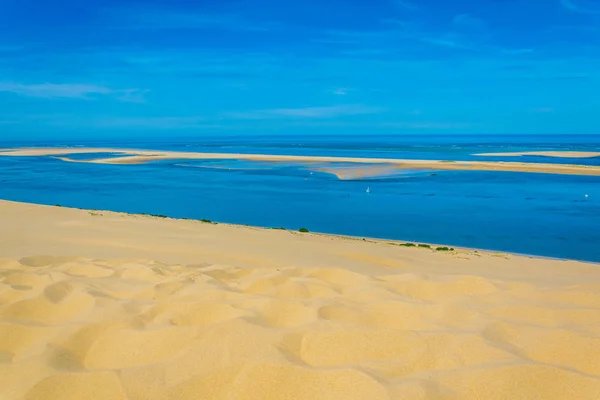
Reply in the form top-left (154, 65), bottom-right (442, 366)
top-left (366, 186), bottom-right (371, 194)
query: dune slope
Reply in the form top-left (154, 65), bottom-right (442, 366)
top-left (1, 200), bottom-right (600, 399)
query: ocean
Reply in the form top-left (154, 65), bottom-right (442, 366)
top-left (1, 134), bottom-right (599, 262)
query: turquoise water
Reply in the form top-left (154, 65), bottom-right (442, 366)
top-left (1, 135), bottom-right (599, 262)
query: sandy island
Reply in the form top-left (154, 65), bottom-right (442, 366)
top-left (1, 200), bottom-right (600, 399)
top-left (2, 147), bottom-right (600, 177)
top-left (476, 151), bottom-right (600, 159)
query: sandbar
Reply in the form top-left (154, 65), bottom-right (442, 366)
top-left (2, 147), bottom-right (600, 177)
top-left (1, 200), bottom-right (600, 399)
top-left (476, 151), bottom-right (600, 158)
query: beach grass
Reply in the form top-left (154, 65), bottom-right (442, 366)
top-left (436, 246), bottom-right (455, 252)
top-left (141, 213), bottom-right (169, 219)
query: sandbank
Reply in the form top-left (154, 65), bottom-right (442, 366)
top-left (2, 147), bottom-right (600, 177)
top-left (1, 200), bottom-right (600, 399)
top-left (476, 151), bottom-right (600, 158)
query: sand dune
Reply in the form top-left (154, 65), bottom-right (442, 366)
top-left (1, 200), bottom-right (600, 399)
top-left (2, 147), bottom-right (600, 176)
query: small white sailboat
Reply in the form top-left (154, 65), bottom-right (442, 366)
top-left (366, 186), bottom-right (371, 194)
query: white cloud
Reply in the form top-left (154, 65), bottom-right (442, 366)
top-left (330, 88), bottom-right (352, 95)
top-left (110, 6), bottom-right (278, 32)
top-left (84, 116), bottom-right (209, 129)
top-left (225, 105), bottom-right (384, 119)
top-left (0, 45), bottom-right (24, 53)
top-left (502, 48), bottom-right (535, 55)
top-left (283, 121), bottom-right (477, 130)
top-left (0, 83), bottom-right (111, 98)
top-left (421, 37), bottom-right (473, 50)
top-left (115, 89), bottom-right (150, 103)
top-left (0, 82), bottom-right (146, 102)
top-left (560, 0), bottom-right (600, 14)
top-left (377, 121), bottom-right (475, 129)
top-left (394, 1), bottom-right (419, 10)
top-left (453, 14), bottom-right (486, 30)
top-left (1, 113), bottom-right (227, 129)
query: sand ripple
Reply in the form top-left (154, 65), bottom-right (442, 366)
top-left (1, 256), bottom-right (600, 399)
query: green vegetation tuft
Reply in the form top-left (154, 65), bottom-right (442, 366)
top-left (139, 213), bottom-right (169, 218)
top-left (299, 227), bottom-right (309, 233)
top-left (272, 227), bottom-right (286, 230)
top-left (399, 243), bottom-right (416, 247)
top-left (417, 244), bottom-right (432, 249)
top-left (435, 246), bottom-right (455, 252)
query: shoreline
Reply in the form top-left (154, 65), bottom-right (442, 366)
top-left (3, 199), bottom-right (595, 264)
top-left (2, 146), bottom-right (600, 177)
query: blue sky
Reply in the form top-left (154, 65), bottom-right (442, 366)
top-left (1, 0), bottom-right (599, 139)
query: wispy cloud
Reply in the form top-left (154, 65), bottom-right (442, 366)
top-left (83, 116), bottom-right (210, 129)
top-left (330, 88), bottom-right (352, 95)
top-left (378, 121), bottom-right (476, 129)
top-left (560, 0), bottom-right (600, 14)
top-left (225, 105), bottom-right (384, 119)
top-left (394, 0), bottom-right (419, 10)
top-left (502, 48), bottom-right (535, 55)
top-left (0, 82), bottom-right (147, 102)
top-left (107, 50), bottom-right (278, 78)
top-left (109, 6), bottom-right (277, 32)
top-left (1, 113), bottom-right (228, 130)
top-left (0, 83), bottom-right (111, 98)
top-left (311, 29), bottom-right (390, 46)
top-left (420, 36), bottom-right (474, 50)
top-left (0, 45), bottom-right (24, 53)
top-left (285, 120), bottom-right (477, 130)
top-left (114, 89), bottom-right (149, 103)
top-left (452, 14), bottom-right (486, 31)
top-left (315, 20), bottom-right (480, 54)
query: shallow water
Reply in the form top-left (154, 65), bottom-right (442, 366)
top-left (1, 134), bottom-right (599, 262)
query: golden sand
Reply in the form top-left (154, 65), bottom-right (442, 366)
top-left (2, 147), bottom-right (600, 177)
top-left (1, 200), bottom-right (600, 399)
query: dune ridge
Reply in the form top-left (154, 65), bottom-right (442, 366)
top-left (1, 200), bottom-right (600, 399)
top-left (2, 147), bottom-right (600, 176)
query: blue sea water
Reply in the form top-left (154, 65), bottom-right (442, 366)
top-left (1, 134), bottom-right (599, 262)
